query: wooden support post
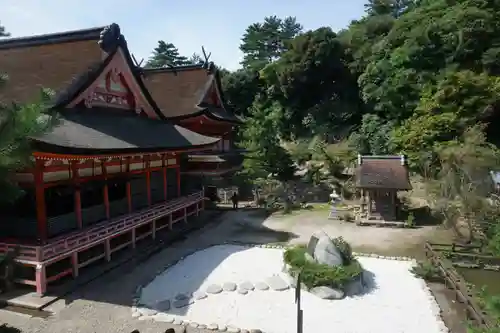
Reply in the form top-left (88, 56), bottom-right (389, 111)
top-left (71, 161), bottom-right (83, 229)
top-left (71, 252), bottom-right (79, 278)
top-left (184, 207), bottom-right (188, 223)
top-left (168, 214), bottom-right (173, 230)
top-left (146, 156), bottom-right (151, 206)
top-left (104, 239), bottom-right (111, 261)
top-left (131, 228), bottom-right (136, 249)
top-left (35, 264), bottom-right (47, 295)
top-left (34, 159), bottom-right (47, 244)
top-left (162, 154), bottom-right (167, 201)
top-left (152, 220), bottom-right (156, 239)
top-left (196, 202), bottom-right (199, 216)
top-left (176, 165), bottom-right (181, 197)
top-left (101, 160), bottom-right (110, 219)
top-left (126, 157), bottom-right (132, 213)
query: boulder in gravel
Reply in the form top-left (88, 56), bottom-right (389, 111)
top-left (175, 293), bottom-right (189, 300)
top-left (208, 323), bottom-right (219, 330)
top-left (173, 298), bottom-right (194, 308)
top-left (228, 325), bottom-right (241, 333)
top-left (265, 275), bottom-right (289, 291)
top-left (240, 281), bottom-right (254, 291)
top-left (206, 283), bottom-right (223, 294)
top-left (154, 313), bottom-right (174, 323)
top-left (154, 299), bottom-right (171, 311)
top-left (223, 282), bottom-right (237, 291)
top-left (237, 288), bottom-right (248, 295)
top-left (310, 286), bottom-right (345, 300)
top-left (138, 307), bottom-right (158, 316)
top-left (307, 231), bottom-right (344, 267)
top-left (193, 291), bottom-right (208, 300)
top-left (255, 281), bottom-right (269, 290)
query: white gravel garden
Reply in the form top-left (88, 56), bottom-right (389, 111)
top-left (132, 244), bottom-right (449, 333)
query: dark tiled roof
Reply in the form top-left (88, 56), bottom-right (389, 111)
top-left (0, 26), bottom-right (105, 50)
top-left (142, 65), bottom-right (242, 124)
top-left (32, 108), bottom-right (220, 154)
top-left (355, 155), bottom-right (412, 190)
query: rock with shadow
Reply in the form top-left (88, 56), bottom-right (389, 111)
top-left (283, 231), bottom-right (377, 300)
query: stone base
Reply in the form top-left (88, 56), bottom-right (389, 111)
top-left (357, 220), bottom-right (405, 228)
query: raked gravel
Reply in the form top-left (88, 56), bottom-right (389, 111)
top-left (138, 245), bottom-right (447, 333)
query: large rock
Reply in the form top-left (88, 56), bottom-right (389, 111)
top-left (310, 286), bottom-right (345, 300)
top-left (307, 231), bottom-right (344, 267)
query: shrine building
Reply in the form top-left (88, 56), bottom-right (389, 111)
top-left (0, 23), bottom-right (244, 294)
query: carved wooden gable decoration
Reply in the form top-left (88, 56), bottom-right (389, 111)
top-left (67, 47), bottom-right (158, 119)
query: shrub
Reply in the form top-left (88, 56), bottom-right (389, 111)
top-left (283, 244), bottom-right (363, 289)
top-left (410, 260), bottom-right (442, 282)
top-left (405, 213), bottom-right (415, 228)
top-left (331, 236), bottom-right (354, 264)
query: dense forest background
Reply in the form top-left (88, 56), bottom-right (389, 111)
top-left (147, 0), bottom-right (500, 245)
top-left (149, 0), bottom-right (500, 181)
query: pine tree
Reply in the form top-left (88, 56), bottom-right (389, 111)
top-left (145, 41), bottom-right (190, 68)
top-left (240, 16), bottom-right (302, 70)
top-left (0, 22), bottom-right (9, 37)
top-left (0, 75), bottom-right (57, 203)
top-left (188, 53), bottom-right (204, 65)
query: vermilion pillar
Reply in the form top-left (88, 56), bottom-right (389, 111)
top-left (162, 154), bottom-right (167, 201)
top-left (176, 165), bottom-right (181, 197)
top-left (34, 159), bottom-right (47, 244)
top-left (146, 155), bottom-right (151, 205)
top-left (101, 160), bottom-right (110, 219)
top-left (71, 161), bottom-right (82, 229)
top-left (126, 157), bottom-right (132, 213)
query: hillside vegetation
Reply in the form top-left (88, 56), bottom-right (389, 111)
top-left (218, 0), bottom-right (500, 245)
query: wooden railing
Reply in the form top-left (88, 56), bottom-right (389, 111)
top-left (425, 242), bottom-right (496, 329)
top-left (0, 191), bottom-right (204, 264)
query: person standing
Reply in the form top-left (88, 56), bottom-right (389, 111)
top-left (231, 192), bottom-right (239, 209)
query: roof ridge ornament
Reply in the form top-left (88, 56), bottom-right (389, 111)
top-left (98, 23), bottom-right (123, 53)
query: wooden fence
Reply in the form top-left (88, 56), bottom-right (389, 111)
top-left (425, 242), bottom-right (496, 329)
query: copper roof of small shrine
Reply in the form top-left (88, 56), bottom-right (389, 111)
top-left (142, 65), bottom-right (242, 124)
top-left (355, 155), bottom-right (412, 190)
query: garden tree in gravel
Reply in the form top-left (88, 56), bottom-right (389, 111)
top-left (425, 125), bottom-right (500, 243)
top-left (145, 41), bottom-right (190, 68)
top-left (0, 75), bottom-right (57, 204)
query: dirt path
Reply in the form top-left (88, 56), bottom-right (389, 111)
top-left (222, 209), bottom-right (453, 258)
top-left (0, 209), bottom-right (454, 333)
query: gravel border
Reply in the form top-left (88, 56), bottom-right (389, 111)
top-left (131, 242), bottom-right (448, 333)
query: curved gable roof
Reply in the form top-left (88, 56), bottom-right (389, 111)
top-left (142, 65), bottom-right (242, 124)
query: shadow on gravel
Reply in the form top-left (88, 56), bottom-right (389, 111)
top-left (39, 207), bottom-right (298, 314)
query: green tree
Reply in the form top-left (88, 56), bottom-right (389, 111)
top-left (241, 97), bottom-right (295, 181)
top-left (221, 69), bottom-right (262, 117)
top-left (350, 114), bottom-right (395, 155)
top-left (0, 22), bottom-right (9, 37)
top-left (260, 27), bottom-right (362, 139)
top-left (188, 53), bottom-right (204, 65)
top-left (426, 126), bottom-right (500, 242)
top-left (240, 16), bottom-right (302, 70)
top-left (145, 41), bottom-right (189, 68)
top-left (0, 75), bottom-right (57, 203)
